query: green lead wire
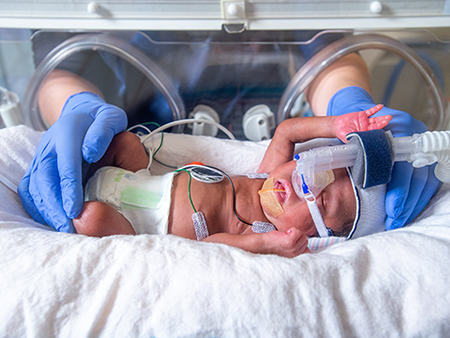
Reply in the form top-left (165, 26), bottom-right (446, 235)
top-left (175, 168), bottom-right (197, 213)
top-left (139, 121), bottom-right (164, 158)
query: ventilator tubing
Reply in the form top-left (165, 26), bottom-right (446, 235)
top-left (394, 131), bottom-right (450, 183)
top-left (292, 130), bottom-right (450, 196)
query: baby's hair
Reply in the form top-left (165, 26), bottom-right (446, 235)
top-left (334, 219), bottom-right (354, 238)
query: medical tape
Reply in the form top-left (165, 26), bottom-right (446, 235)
top-left (247, 172), bottom-right (269, 179)
top-left (252, 221), bottom-right (277, 233)
top-left (258, 177), bottom-right (285, 217)
top-left (192, 211), bottom-right (209, 241)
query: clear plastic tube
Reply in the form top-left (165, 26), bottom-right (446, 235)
top-left (292, 130), bottom-right (450, 195)
top-left (292, 143), bottom-right (359, 199)
top-left (278, 33), bottom-right (448, 131)
top-left (22, 32), bottom-right (186, 132)
top-left (395, 131), bottom-right (450, 183)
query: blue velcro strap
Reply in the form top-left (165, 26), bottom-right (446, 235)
top-left (347, 130), bottom-right (394, 189)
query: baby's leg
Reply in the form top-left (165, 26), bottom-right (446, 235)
top-left (78, 132), bottom-right (147, 237)
top-left (73, 201), bottom-right (136, 237)
top-left (87, 131), bottom-right (149, 178)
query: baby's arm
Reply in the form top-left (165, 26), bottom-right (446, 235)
top-left (258, 104), bottom-right (390, 173)
top-left (202, 228), bottom-right (310, 258)
top-left (87, 131), bottom-right (149, 178)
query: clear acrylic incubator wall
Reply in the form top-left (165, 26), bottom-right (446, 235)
top-left (0, 0), bottom-right (449, 139)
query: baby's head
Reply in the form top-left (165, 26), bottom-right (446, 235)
top-left (259, 160), bottom-right (386, 239)
top-left (347, 169), bottom-right (386, 238)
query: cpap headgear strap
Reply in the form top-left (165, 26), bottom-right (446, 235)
top-left (293, 153), bottom-right (334, 238)
top-left (292, 130), bottom-right (393, 240)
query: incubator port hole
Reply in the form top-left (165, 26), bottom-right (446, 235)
top-left (361, 49), bottom-right (445, 128)
top-left (16, 30), bottom-right (450, 134)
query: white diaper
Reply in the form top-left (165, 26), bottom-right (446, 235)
top-left (85, 166), bottom-right (174, 235)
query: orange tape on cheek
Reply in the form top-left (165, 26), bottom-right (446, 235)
top-left (258, 178), bottom-right (285, 217)
top-left (259, 191), bottom-right (285, 217)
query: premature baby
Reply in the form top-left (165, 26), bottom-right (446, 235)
top-left (74, 105), bottom-right (391, 257)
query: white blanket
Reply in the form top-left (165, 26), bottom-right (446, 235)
top-left (1, 125), bottom-right (450, 337)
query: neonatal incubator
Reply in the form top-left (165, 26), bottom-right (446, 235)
top-left (1, 0), bottom-right (450, 240)
top-left (0, 0), bottom-right (449, 136)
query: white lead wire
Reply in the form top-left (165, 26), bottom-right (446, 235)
top-left (140, 118), bottom-right (236, 145)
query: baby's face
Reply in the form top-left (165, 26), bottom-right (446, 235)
top-left (261, 160), bottom-right (356, 237)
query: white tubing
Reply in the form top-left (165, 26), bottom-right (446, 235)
top-left (416, 131), bottom-right (450, 183)
top-left (139, 118), bottom-right (236, 170)
top-left (392, 131), bottom-right (450, 183)
top-left (140, 118), bottom-right (236, 145)
top-left (294, 130), bottom-right (450, 192)
top-left (420, 131), bottom-right (450, 153)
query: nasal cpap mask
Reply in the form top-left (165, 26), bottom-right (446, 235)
top-left (292, 154), bottom-right (336, 237)
top-left (291, 129), bottom-right (450, 238)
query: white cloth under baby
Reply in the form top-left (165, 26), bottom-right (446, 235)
top-left (85, 166), bottom-right (174, 235)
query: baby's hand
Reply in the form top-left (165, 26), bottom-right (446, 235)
top-left (334, 104), bottom-right (392, 143)
top-left (266, 228), bottom-right (310, 258)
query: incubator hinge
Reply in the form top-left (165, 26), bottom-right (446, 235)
top-left (221, 0), bottom-right (246, 33)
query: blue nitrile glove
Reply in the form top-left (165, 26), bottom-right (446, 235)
top-left (327, 86), bottom-right (441, 230)
top-left (18, 92), bottom-right (127, 233)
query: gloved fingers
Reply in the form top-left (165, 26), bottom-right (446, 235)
top-left (60, 92), bottom-right (105, 117)
top-left (405, 165), bottom-right (442, 224)
top-left (386, 165), bottom-right (428, 230)
top-left (56, 126), bottom-right (86, 220)
top-left (56, 151), bottom-right (84, 221)
top-left (32, 156), bottom-right (75, 233)
top-left (374, 108), bottom-right (427, 136)
top-left (82, 105), bottom-right (127, 163)
top-left (17, 165), bottom-right (47, 225)
top-left (385, 162), bottom-right (414, 227)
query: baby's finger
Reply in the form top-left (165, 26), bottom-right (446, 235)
top-left (286, 227), bottom-right (301, 237)
top-left (287, 228), bottom-right (309, 255)
top-left (364, 104), bottom-right (384, 117)
top-left (368, 115), bottom-right (392, 130)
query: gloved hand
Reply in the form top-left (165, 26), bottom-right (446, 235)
top-left (18, 92), bottom-right (127, 233)
top-left (327, 86), bottom-right (441, 230)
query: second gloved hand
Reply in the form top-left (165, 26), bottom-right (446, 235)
top-left (327, 86), bottom-right (441, 230)
top-left (18, 92), bottom-right (127, 233)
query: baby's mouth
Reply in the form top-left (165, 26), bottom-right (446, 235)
top-left (258, 177), bottom-right (290, 218)
top-left (274, 179), bottom-right (291, 204)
